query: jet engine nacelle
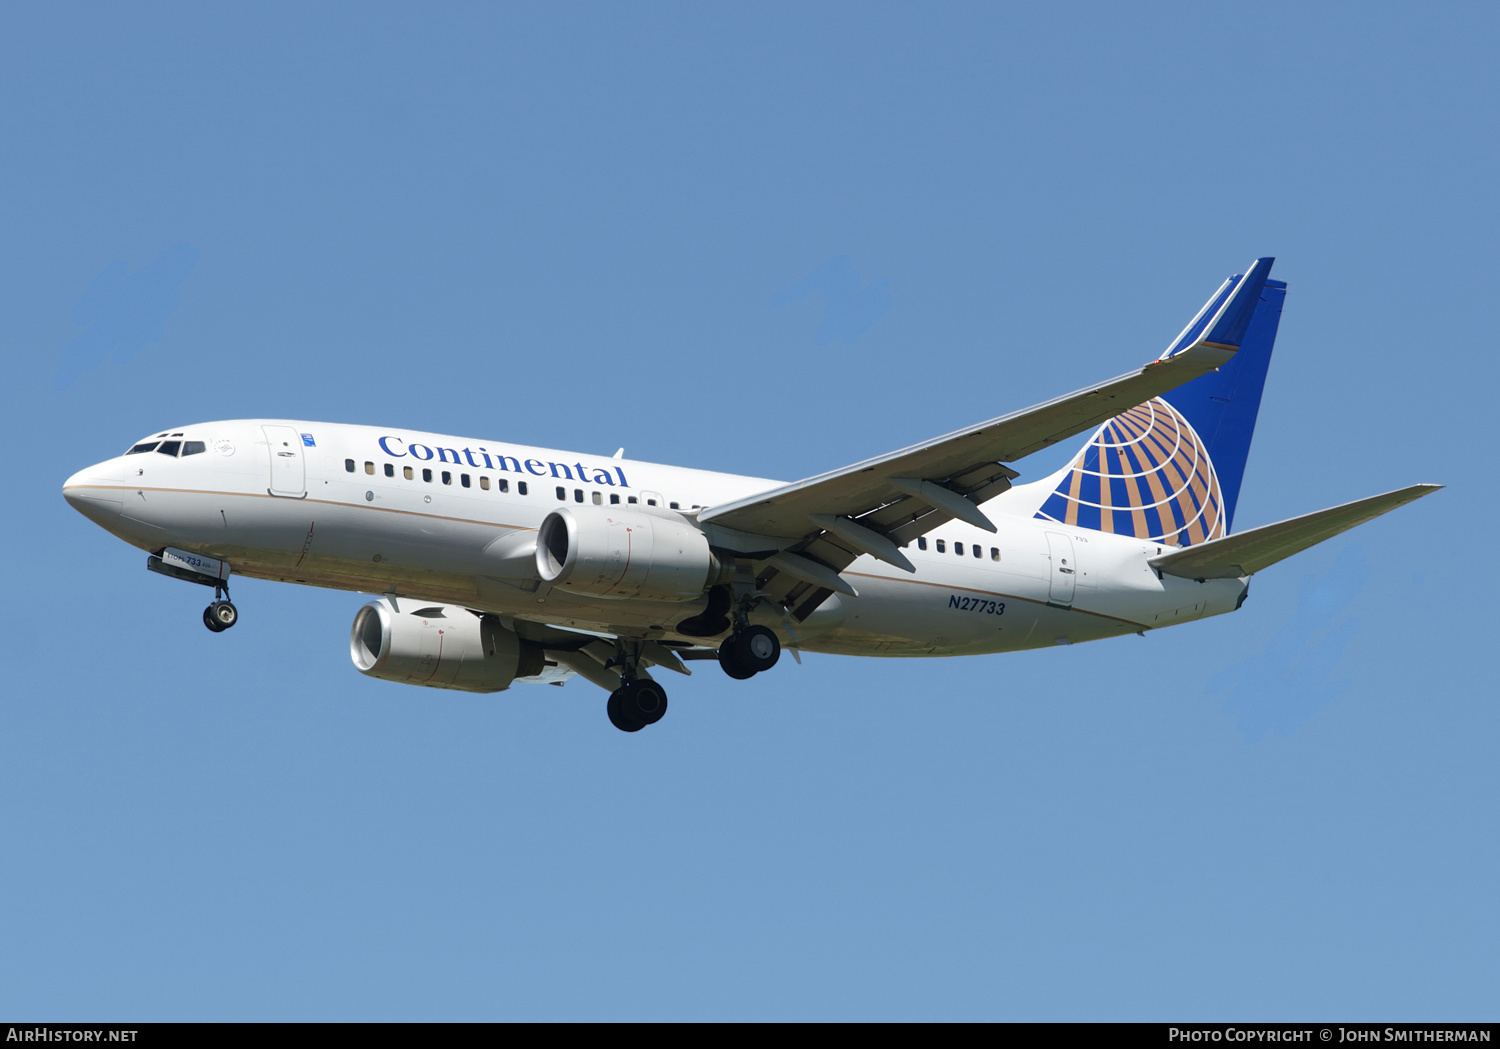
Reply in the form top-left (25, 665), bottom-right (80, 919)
top-left (350, 597), bottom-right (543, 693)
top-left (535, 505), bottom-right (725, 601)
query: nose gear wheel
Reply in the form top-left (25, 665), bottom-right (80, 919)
top-left (203, 600), bottom-right (238, 632)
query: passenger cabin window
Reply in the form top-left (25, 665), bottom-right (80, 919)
top-left (990, 548), bottom-right (1000, 561)
top-left (181, 441), bottom-right (205, 456)
top-left (127, 442), bottom-right (159, 455)
top-left (592, 491), bottom-right (602, 505)
top-left (345, 459), bottom-right (355, 472)
top-left (441, 471), bottom-right (452, 485)
top-left (364, 462), bottom-right (375, 475)
top-left (627, 496), bottom-right (637, 504)
top-left (670, 501), bottom-right (679, 509)
top-left (157, 440), bottom-right (181, 456)
top-left (498, 478), bottom-right (510, 493)
top-left (384, 463), bottom-right (394, 477)
top-left (403, 466), bottom-right (414, 480)
top-left (556, 486), bottom-right (566, 500)
top-left (480, 477), bottom-right (490, 491)
top-left (646, 499), bottom-right (657, 506)
top-left (935, 539), bottom-right (946, 553)
top-left (461, 474), bottom-right (471, 488)
top-left (955, 542), bottom-right (964, 556)
top-left (518, 482), bottom-right (528, 495)
top-left (609, 493), bottom-right (619, 504)
top-left (917, 537), bottom-right (927, 550)
top-left (573, 489), bottom-right (583, 503)
top-left (422, 468), bottom-right (432, 482)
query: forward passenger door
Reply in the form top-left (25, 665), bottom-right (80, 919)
top-left (263, 425), bottom-right (307, 498)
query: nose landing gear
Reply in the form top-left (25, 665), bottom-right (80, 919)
top-left (203, 599), bottom-right (239, 632)
top-left (199, 573), bottom-right (238, 632)
top-left (145, 550), bottom-right (241, 634)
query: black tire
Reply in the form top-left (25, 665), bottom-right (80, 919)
top-left (718, 645), bottom-right (756, 680)
top-left (621, 679), bottom-right (669, 725)
top-left (733, 625), bottom-right (780, 673)
top-left (607, 690), bottom-right (645, 733)
top-left (203, 605), bottom-right (227, 633)
top-left (210, 601), bottom-right (238, 629)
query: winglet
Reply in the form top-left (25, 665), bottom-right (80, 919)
top-left (1158, 257), bottom-right (1276, 361)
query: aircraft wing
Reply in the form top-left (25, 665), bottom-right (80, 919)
top-left (1149, 484), bottom-right (1442, 580)
top-left (701, 342), bottom-right (1238, 542)
top-left (697, 258), bottom-right (1276, 617)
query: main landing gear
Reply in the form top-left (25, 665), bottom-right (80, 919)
top-left (607, 678), bottom-right (668, 733)
top-left (717, 624), bottom-right (780, 680)
top-left (603, 639), bottom-right (669, 733)
top-left (678, 580), bottom-right (786, 681)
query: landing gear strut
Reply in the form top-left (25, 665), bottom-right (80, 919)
top-left (201, 573), bottom-right (238, 633)
top-left (604, 639), bottom-right (669, 733)
top-left (717, 624), bottom-right (780, 679)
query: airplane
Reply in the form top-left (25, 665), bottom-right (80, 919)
top-left (62, 257), bottom-right (1439, 732)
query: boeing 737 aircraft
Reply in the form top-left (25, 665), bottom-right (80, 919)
top-left (63, 258), bottom-right (1438, 731)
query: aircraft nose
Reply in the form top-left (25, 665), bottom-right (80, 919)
top-left (63, 464), bottom-right (124, 526)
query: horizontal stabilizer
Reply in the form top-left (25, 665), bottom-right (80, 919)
top-left (1149, 484), bottom-right (1442, 579)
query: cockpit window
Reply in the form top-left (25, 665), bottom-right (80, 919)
top-left (157, 440), bottom-right (181, 456)
top-left (127, 442), bottom-right (159, 454)
top-left (181, 441), bottom-right (206, 456)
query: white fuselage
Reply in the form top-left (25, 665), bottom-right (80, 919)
top-left (63, 420), bottom-right (1248, 657)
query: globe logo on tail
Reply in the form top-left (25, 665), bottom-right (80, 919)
top-left (1035, 398), bottom-right (1226, 547)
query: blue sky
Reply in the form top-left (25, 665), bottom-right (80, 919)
top-left (2, 3), bottom-right (1495, 1020)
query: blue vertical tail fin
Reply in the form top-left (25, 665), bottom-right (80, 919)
top-left (1034, 260), bottom-right (1285, 545)
top-left (1159, 273), bottom-right (1285, 532)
